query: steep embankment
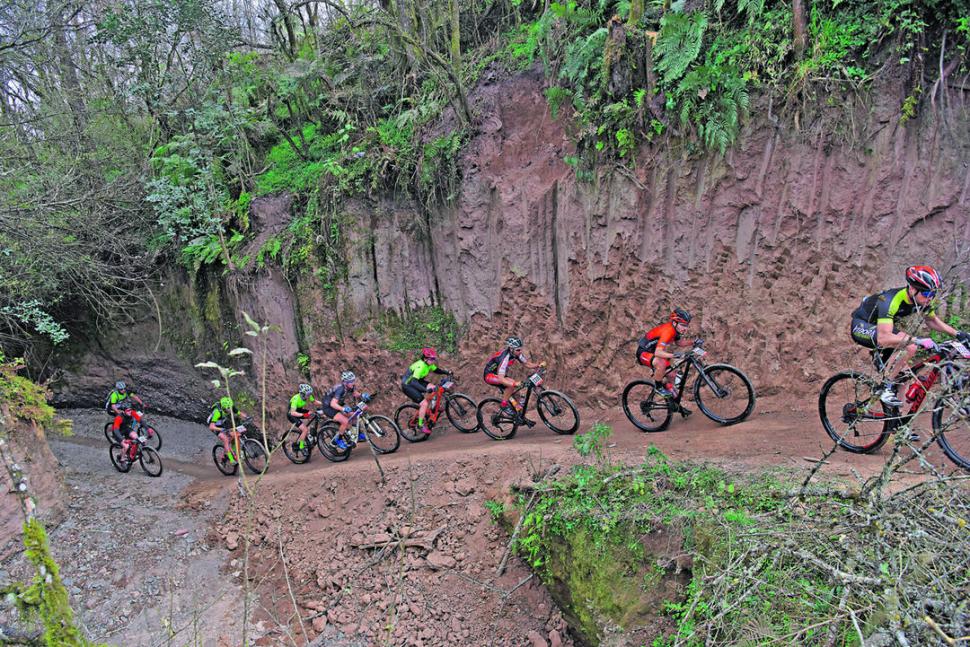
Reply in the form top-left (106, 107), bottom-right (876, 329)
top-left (53, 66), bottom-right (970, 422)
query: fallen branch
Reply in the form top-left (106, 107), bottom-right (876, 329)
top-left (352, 525), bottom-right (446, 551)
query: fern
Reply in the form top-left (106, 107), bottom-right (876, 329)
top-left (677, 63), bottom-right (748, 155)
top-left (545, 86), bottom-right (575, 119)
top-left (654, 11), bottom-right (708, 86)
top-left (549, 1), bottom-right (603, 29)
top-left (560, 27), bottom-right (608, 95)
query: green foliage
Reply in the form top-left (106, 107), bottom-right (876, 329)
top-left (296, 352), bottom-right (311, 377)
top-left (484, 499), bottom-right (505, 523)
top-left (654, 11), bottom-right (708, 86)
top-left (0, 358), bottom-right (57, 427)
top-left (572, 421), bottom-right (614, 463)
top-left (0, 301), bottom-right (69, 346)
top-left (0, 519), bottom-right (100, 646)
top-left (382, 307), bottom-right (465, 354)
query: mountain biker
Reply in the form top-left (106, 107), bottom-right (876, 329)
top-left (323, 371), bottom-right (365, 450)
top-left (483, 337), bottom-right (544, 418)
top-left (637, 308), bottom-right (696, 398)
top-left (208, 396), bottom-right (248, 464)
top-left (401, 347), bottom-right (453, 436)
top-left (287, 383), bottom-right (321, 452)
top-left (105, 380), bottom-right (145, 444)
top-left (850, 265), bottom-right (969, 407)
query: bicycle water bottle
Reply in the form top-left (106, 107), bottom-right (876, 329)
top-left (905, 374), bottom-right (932, 407)
top-left (674, 372), bottom-right (683, 389)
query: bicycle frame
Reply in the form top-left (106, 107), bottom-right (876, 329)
top-left (652, 345), bottom-right (720, 413)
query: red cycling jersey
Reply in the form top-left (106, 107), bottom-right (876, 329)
top-left (638, 322), bottom-right (679, 367)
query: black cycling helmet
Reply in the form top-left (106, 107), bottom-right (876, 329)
top-left (115, 380), bottom-right (127, 392)
top-left (506, 336), bottom-right (523, 349)
top-left (670, 308), bottom-right (692, 325)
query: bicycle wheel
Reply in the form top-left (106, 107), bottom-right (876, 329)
top-left (818, 371), bottom-right (891, 453)
top-left (395, 403), bottom-right (426, 443)
top-left (932, 394), bottom-right (970, 471)
top-left (139, 447), bottom-right (164, 477)
top-left (446, 394), bottom-right (479, 432)
top-left (140, 425), bottom-right (162, 451)
top-left (693, 364), bottom-right (756, 425)
top-left (477, 398), bottom-right (518, 440)
top-left (242, 439), bottom-right (269, 474)
top-left (537, 390), bottom-right (580, 434)
top-left (103, 422), bottom-right (115, 443)
top-left (365, 415), bottom-right (401, 454)
top-left (621, 380), bottom-right (672, 432)
top-left (109, 443), bottom-right (132, 473)
top-left (212, 445), bottom-right (238, 476)
top-left (281, 428), bottom-right (312, 464)
top-left (317, 422), bottom-right (351, 462)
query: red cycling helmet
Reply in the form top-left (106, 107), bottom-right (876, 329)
top-left (905, 265), bottom-right (942, 292)
top-left (422, 347), bottom-right (438, 362)
top-left (670, 308), bottom-right (692, 325)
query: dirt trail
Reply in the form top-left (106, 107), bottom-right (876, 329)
top-left (3, 397), bottom-right (957, 646)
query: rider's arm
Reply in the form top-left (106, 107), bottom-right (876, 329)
top-left (925, 314), bottom-right (958, 337)
top-left (131, 393), bottom-right (145, 406)
top-left (875, 322), bottom-right (917, 348)
top-left (654, 341), bottom-right (678, 360)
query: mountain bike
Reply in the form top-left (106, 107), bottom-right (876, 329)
top-left (109, 433), bottom-right (163, 477)
top-left (476, 367), bottom-right (580, 441)
top-left (317, 393), bottom-right (401, 462)
top-left (819, 339), bottom-right (970, 468)
top-left (621, 340), bottom-right (755, 432)
top-left (280, 411), bottom-right (327, 464)
top-left (394, 375), bottom-right (479, 442)
top-left (104, 408), bottom-right (161, 450)
top-left (212, 417), bottom-right (270, 476)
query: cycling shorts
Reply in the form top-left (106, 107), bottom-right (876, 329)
top-left (850, 317), bottom-right (894, 369)
top-left (287, 412), bottom-right (306, 424)
top-left (484, 373), bottom-right (507, 387)
top-left (639, 352), bottom-right (669, 370)
top-left (401, 378), bottom-right (430, 404)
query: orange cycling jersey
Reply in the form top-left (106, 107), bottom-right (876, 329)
top-left (637, 322), bottom-right (679, 366)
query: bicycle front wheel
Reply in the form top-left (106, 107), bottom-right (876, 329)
top-left (103, 422), bottom-right (115, 443)
top-left (212, 445), bottom-right (238, 476)
top-left (477, 398), bottom-right (517, 440)
top-left (317, 422), bottom-right (351, 462)
top-left (693, 364), bottom-right (755, 425)
top-left (818, 371), bottom-right (891, 453)
top-left (446, 394), bottom-right (479, 432)
top-left (366, 415), bottom-right (401, 454)
top-left (537, 390), bottom-right (580, 434)
top-left (395, 403), bottom-right (426, 443)
top-left (281, 428), bottom-right (312, 464)
top-left (932, 394), bottom-right (970, 471)
top-left (139, 447), bottom-right (164, 477)
top-left (621, 381), bottom-right (672, 432)
top-left (242, 439), bottom-right (269, 474)
top-left (139, 425), bottom-right (162, 451)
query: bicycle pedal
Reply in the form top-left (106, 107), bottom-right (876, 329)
top-left (678, 406), bottom-right (692, 418)
top-left (521, 417), bottom-right (536, 428)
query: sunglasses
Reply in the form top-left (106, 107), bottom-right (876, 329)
top-left (918, 290), bottom-right (936, 299)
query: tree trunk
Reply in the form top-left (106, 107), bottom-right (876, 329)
top-left (272, 0), bottom-right (298, 59)
top-left (793, 0), bottom-right (808, 59)
top-left (449, 0), bottom-right (461, 69)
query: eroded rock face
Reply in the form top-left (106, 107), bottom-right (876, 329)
top-left (53, 68), bottom-right (970, 417)
top-left (0, 410), bottom-right (67, 559)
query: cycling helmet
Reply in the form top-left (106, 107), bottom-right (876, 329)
top-left (115, 380), bottom-right (127, 392)
top-left (905, 265), bottom-right (942, 292)
top-left (422, 347), bottom-right (438, 361)
top-left (506, 336), bottom-right (523, 349)
top-left (298, 383), bottom-right (313, 397)
top-left (671, 308), bottom-right (692, 325)
top-left (341, 370), bottom-right (357, 384)
top-left (220, 396), bottom-right (233, 410)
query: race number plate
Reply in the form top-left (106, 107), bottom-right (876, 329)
top-left (953, 341), bottom-right (970, 359)
top-left (358, 403), bottom-right (368, 411)
top-left (529, 373), bottom-right (544, 386)
top-left (693, 348), bottom-right (707, 358)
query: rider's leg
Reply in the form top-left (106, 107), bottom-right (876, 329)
top-left (218, 430), bottom-right (234, 459)
top-left (651, 357), bottom-right (674, 397)
top-left (297, 420), bottom-right (310, 445)
top-left (330, 413), bottom-right (351, 448)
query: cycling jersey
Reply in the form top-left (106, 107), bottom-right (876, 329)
top-left (483, 349), bottom-right (528, 378)
top-left (207, 404), bottom-right (240, 430)
top-left (105, 389), bottom-right (135, 413)
top-left (637, 322), bottom-right (680, 366)
top-left (403, 359), bottom-right (446, 384)
top-left (852, 287), bottom-right (935, 326)
top-left (289, 393), bottom-right (318, 413)
top-left (320, 383), bottom-right (356, 417)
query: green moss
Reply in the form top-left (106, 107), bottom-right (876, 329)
top-left (0, 359), bottom-right (56, 427)
top-left (380, 307), bottom-right (465, 354)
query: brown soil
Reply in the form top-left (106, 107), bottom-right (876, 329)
top-left (204, 394), bottom-right (961, 646)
